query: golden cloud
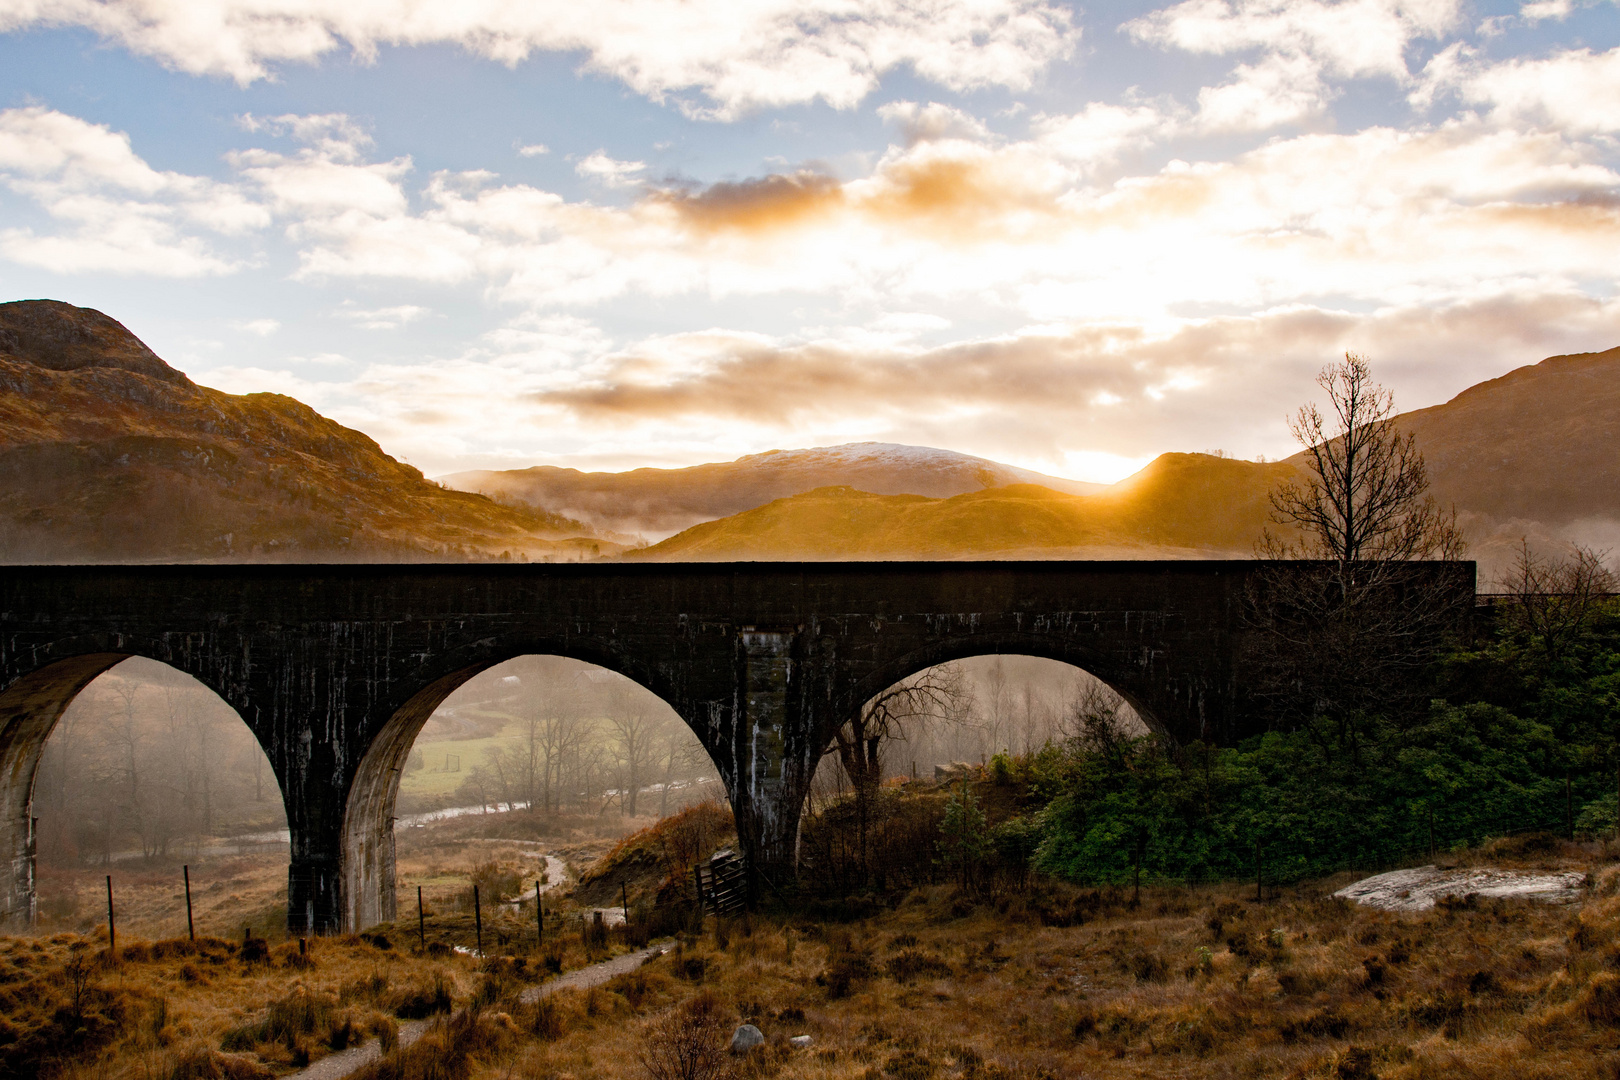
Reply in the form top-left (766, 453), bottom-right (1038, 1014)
top-left (653, 170), bottom-right (844, 233)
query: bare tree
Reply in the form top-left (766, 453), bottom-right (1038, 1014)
top-left (1061, 681), bottom-right (1134, 753)
top-left (827, 664), bottom-right (968, 882)
top-left (1250, 354), bottom-right (1471, 740)
top-left (1496, 540), bottom-right (1616, 664)
top-left (655, 722), bottom-right (704, 818)
top-left (606, 685), bottom-right (667, 818)
top-left (1263, 353), bottom-right (1463, 563)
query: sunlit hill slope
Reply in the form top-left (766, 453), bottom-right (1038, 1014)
top-left (0, 300), bottom-right (608, 562)
top-left (631, 454), bottom-right (1300, 560)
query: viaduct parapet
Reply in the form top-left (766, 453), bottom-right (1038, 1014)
top-left (0, 561), bottom-right (1473, 933)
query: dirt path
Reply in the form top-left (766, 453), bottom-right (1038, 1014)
top-left (280, 1019), bottom-right (435, 1080)
top-left (282, 941), bottom-right (672, 1080)
top-left (519, 940), bottom-right (671, 1002)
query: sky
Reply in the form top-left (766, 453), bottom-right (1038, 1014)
top-left (0, 0), bottom-right (1617, 482)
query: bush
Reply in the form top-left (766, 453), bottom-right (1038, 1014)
top-left (885, 950), bottom-right (952, 985)
top-left (167, 1047), bottom-right (275, 1080)
top-left (219, 987), bottom-right (337, 1051)
top-left (638, 989), bottom-right (732, 1080)
top-left (388, 976), bottom-right (453, 1020)
top-left (1577, 793), bottom-right (1618, 836)
top-left (351, 1008), bottom-right (516, 1080)
top-left (524, 995), bottom-right (569, 1041)
top-left (819, 952), bottom-right (874, 999)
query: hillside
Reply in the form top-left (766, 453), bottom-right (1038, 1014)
top-left (0, 300), bottom-right (609, 562)
top-left (1399, 345), bottom-right (1620, 576)
top-left (633, 345), bottom-right (1620, 570)
top-left (634, 454), bottom-right (1299, 560)
top-left (443, 442), bottom-right (1106, 541)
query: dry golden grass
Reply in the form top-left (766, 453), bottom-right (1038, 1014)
top-left (0, 931), bottom-right (478, 1080)
top-left (36, 855), bottom-right (293, 942)
top-left (11, 850), bottom-right (1620, 1080)
top-left (413, 863), bottom-right (1620, 1080)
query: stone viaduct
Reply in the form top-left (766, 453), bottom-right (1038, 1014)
top-left (0, 560), bottom-right (1473, 934)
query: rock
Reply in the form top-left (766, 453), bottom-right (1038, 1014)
top-left (729, 1025), bottom-right (765, 1054)
top-left (1333, 866), bottom-right (1588, 911)
top-left (790, 1036), bottom-right (814, 1049)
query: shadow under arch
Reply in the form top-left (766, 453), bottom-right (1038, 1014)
top-left (0, 649), bottom-right (285, 931)
top-left (340, 638), bottom-right (700, 933)
top-left (835, 633), bottom-right (1170, 750)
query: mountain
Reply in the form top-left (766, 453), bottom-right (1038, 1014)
top-left (633, 345), bottom-right (1620, 574)
top-left (442, 443), bottom-right (1107, 541)
top-left (0, 300), bottom-right (610, 562)
top-left (633, 454), bottom-right (1298, 561)
top-left (1398, 345), bottom-right (1620, 576)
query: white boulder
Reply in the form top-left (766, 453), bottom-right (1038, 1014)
top-left (1334, 866), bottom-right (1586, 911)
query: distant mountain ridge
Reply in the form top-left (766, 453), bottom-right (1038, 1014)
top-left (0, 300), bottom-right (608, 562)
top-left (630, 345), bottom-right (1620, 578)
top-left (442, 442), bottom-right (1107, 541)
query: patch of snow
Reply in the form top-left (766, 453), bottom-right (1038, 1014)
top-left (1334, 865), bottom-right (1588, 911)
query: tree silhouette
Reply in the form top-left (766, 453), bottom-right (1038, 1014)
top-left (1249, 354), bottom-right (1470, 741)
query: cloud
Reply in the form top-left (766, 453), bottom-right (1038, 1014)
top-left (1034, 102), bottom-right (1178, 167)
top-left (878, 101), bottom-right (994, 145)
top-left (0, 105), bottom-right (265, 275)
top-left (337, 304), bottom-right (429, 330)
top-left (654, 170), bottom-right (844, 233)
top-left (285, 290), bottom-right (1615, 478)
top-left (238, 112), bottom-right (373, 161)
top-left (1125, 0), bottom-right (1461, 81)
top-left (221, 105), bottom-right (1617, 326)
top-left (9, 101), bottom-right (1616, 327)
top-left (1192, 51), bottom-right (1331, 131)
top-left (518, 143), bottom-right (549, 157)
top-left (1125, 0), bottom-right (1462, 132)
top-left (575, 152), bottom-right (646, 188)
top-left (1417, 45), bottom-right (1620, 134)
top-left (235, 317), bottom-right (280, 335)
top-left (2, 0), bottom-right (1077, 119)
top-left (1519, 0), bottom-right (1573, 22)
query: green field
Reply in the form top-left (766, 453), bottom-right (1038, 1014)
top-left (398, 706), bottom-right (523, 805)
top-left (398, 733), bottom-right (520, 803)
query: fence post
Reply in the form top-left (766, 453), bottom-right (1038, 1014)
top-left (622, 882), bottom-right (631, 927)
top-left (183, 865), bottom-right (195, 942)
top-left (536, 881), bottom-right (544, 945)
top-left (105, 875), bottom-right (116, 952)
top-left (473, 884), bottom-right (483, 957)
top-left (418, 885), bottom-right (426, 949)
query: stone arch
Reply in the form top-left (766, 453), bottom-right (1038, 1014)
top-left (339, 638), bottom-right (699, 933)
top-left (834, 634), bottom-right (1169, 754)
top-left (0, 648), bottom-right (280, 931)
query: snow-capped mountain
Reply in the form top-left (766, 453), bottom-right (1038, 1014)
top-left (441, 442), bottom-right (1106, 541)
